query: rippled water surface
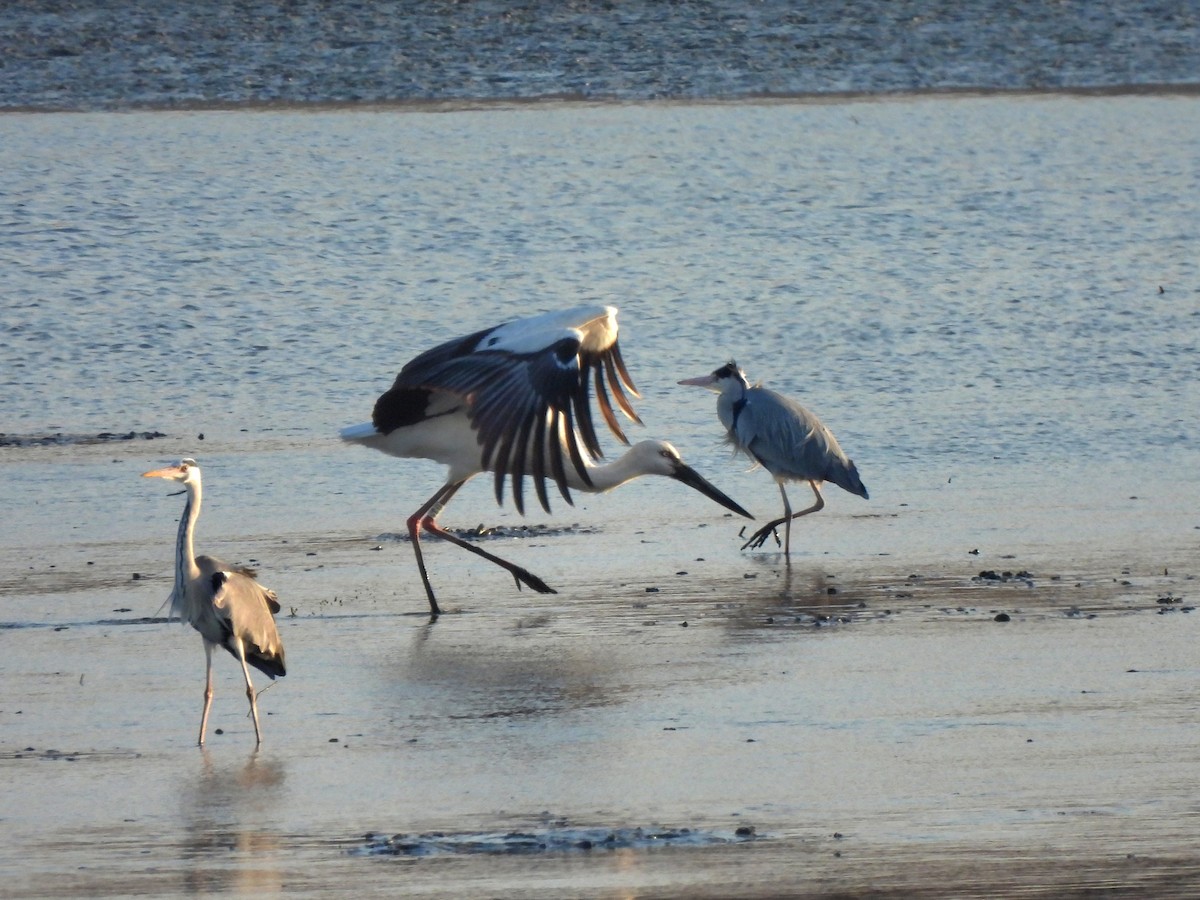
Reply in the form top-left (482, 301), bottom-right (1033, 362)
top-left (2, 94), bottom-right (1198, 552)
top-left (3, 94), bottom-right (1200, 898)
top-left (2, 0), bottom-right (1198, 109)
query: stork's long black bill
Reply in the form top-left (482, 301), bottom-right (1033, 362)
top-left (671, 464), bottom-right (754, 519)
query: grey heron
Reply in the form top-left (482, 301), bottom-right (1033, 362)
top-left (143, 459), bottom-right (286, 746)
top-left (341, 305), bottom-right (753, 616)
top-left (679, 361), bottom-right (868, 558)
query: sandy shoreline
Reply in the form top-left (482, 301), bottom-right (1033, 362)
top-left (4, 523), bottom-right (1198, 897)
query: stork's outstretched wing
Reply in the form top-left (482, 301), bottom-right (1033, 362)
top-left (372, 306), bottom-right (641, 514)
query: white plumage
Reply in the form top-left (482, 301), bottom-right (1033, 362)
top-left (343, 306), bottom-right (752, 616)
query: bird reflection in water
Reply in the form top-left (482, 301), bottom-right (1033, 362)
top-left (179, 750), bottom-right (286, 895)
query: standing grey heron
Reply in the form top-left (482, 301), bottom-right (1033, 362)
top-left (679, 361), bottom-right (868, 558)
top-left (143, 459), bottom-right (286, 746)
top-left (341, 305), bottom-right (753, 616)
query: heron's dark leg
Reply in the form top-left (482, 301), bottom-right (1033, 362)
top-left (231, 636), bottom-right (264, 745)
top-left (741, 480), bottom-right (825, 556)
top-left (199, 641), bottom-right (216, 747)
top-left (781, 484), bottom-right (794, 558)
top-left (407, 480), bottom-right (466, 618)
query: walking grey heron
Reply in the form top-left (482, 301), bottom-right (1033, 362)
top-left (143, 459), bottom-right (286, 746)
top-left (679, 361), bottom-right (868, 558)
top-left (341, 305), bottom-right (752, 616)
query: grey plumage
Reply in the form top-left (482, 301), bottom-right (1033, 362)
top-left (681, 361), bottom-right (868, 557)
top-left (144, 458), bottom-right (285, 745)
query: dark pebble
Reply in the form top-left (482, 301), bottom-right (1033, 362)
top-left (994, 613), bottom-right (1011, 622)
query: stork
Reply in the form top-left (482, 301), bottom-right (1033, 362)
top-left (342, 306), bottom-right (752, 615)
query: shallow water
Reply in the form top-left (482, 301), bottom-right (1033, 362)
top-left (2, 93), bottom-right (1198, 553)
top-left (2, 94), bottom-right (1200, 897)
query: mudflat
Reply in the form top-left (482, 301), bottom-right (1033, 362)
top-left (4, 504), bottom-right (1197, 897)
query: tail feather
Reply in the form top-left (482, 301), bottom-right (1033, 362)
top-left (247, 650), bottom-right (286, 680)
top-left (340, 422), bottom-right (380, 443)
top-left (230, 640), bottom-right (286, 679)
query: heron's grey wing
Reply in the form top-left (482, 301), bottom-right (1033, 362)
top-left (209, 567), bottom-right (287, 679)
top-left (760, 393), bottom-right (867, 496)
top-left (731, 390), bottom-right (803, 471)
top-left (737, 389), bottom-right (855, 483)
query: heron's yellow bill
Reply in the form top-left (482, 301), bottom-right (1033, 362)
top-left (142, 465), bottom-right (185, 479)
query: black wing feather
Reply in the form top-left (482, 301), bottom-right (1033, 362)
top-left (381, 325), bottom-right (642, 511)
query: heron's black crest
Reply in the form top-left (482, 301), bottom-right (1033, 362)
top-left (715, 361), bottom-right (738, 379)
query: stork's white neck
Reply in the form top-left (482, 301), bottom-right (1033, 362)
top-left (565, 449), bottom-right (646, 494)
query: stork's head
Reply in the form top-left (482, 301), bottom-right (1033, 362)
top-left (628, 440), bottom-right (753, 519)
top-left (142, 457), bottom-right (202, 488)
top-left (677, 360), bottom-right (749, 394)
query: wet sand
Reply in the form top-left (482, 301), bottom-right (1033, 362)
top-left (4, 481), bottom-right (1198, 897)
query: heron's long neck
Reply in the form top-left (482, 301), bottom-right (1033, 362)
top-left (174, 482), bottom-right (202, 599)
top-left (717, 378), bottom-right (749, 432)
